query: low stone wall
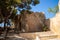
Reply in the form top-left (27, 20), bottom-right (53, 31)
top-left (19, 31), bottom-right (57, 40)
top-left (5, 31), bottom-right (57, 40)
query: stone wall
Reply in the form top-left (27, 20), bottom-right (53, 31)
top-left (19, 10), bottom-right (50, 32)
top-left (12, 10), bottom-right (50, 32)
top-left (20, 11), bottom-right (46, 32)
top-left (50, 12), bottom-right (60, 38)
top-left (45, 19), bottom-right (50, 30)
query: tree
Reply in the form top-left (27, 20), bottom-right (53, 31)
top-left (48, 5), bottom-right (59, 13)
top-left (0, 0), bottom-right (40, 39)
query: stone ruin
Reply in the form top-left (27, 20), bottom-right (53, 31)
top-left (13, 10), bottom-right (50, 32)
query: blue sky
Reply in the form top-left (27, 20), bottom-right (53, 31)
top-left (31, 0), bottom-right (59, 19)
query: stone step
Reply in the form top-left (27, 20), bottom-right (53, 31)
top-left (48, 38), bottom-right (60, 40)
top-left (37, 31), bottom-right (58, 40)
top-left (37, 31), bottom-right (57, 37)
top-left (0, 34), bottom-right (5, 39)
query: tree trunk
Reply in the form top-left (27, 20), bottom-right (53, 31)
top-left (4, 19), bottom-right (9, 40)
top-left (4, 27), bottom-right (8, 40)
top-left (4, 22), bottom-right (6, 30)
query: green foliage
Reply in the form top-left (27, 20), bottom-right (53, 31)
top-left (48, 6), bottom-right (59, 13)
top-left (14, 0), bottom-right (21, 4)
top-left (43, 25), bottom-right (49, 31)
top-left (33, 0), bottom-right (40, 6)
top-left (0, 0), bottom-right (40, 17)
top-left (10, 9), bottom-right (17, 18)
top-left (0, 0), bottom-right (40, 24)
